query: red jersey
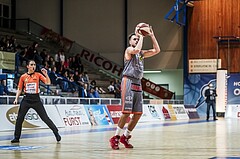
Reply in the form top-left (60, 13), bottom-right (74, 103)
top-left (18, 72), bottom-right (47, 94)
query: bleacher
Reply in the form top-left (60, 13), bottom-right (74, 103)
top-left (0, 27), bottom-right (117, 98)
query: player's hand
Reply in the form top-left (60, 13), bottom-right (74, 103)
top-left (41, 68), bottom-right (48, 75)
top-left (13, 99), bottom-right (18, 105)
top-left (134, 26), bottom-right (143, 37)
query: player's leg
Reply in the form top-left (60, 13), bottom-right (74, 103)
top-left (120, 80), bottom-right (143, 148)
top-left (109, 77), bottom-right (132, 150)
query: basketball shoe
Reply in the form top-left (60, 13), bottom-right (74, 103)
top-left (120, 135), bottom-right (133, 148)
top-left (109, 135), bottom-right (120, 150)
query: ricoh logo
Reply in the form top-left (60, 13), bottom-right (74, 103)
top-left (6, 106), bottom-right (39, 128)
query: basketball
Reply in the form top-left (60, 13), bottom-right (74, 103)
top-left (135, 23), bottom-right (151, 36)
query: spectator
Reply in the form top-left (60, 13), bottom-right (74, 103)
top-left (48, 66), bottom-right (62, 86)
top-left (0, 79), bottom-right (8, 95)
top-left (83, 83), bottom-right (90, 98)
top-left (19, 46), bottom-right (28, 66)
top-left (75, 53), bottom-right (84, 73)
top-left (26, 41), bottom-right (39, 60)
top-left (92, 87), bottom-right (100, 98)
top-left (108, 81), bottom-right (115, 94)
top-left (90, 80), bottom-right (106, 94)
top-left (9, 35), bottom-right (17, 52)
top-left (40, 49), bottom-right (48, 65)
top-left (48, 56), bottom-right (55, 69)
top-left (54, 50), bottom-right (61, 72)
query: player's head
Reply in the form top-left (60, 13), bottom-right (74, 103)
top-left (27, 60), bottom-right (36, 73)
top-left (128, 33), bottom-right (139, 47)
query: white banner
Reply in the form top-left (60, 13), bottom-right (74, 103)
top-left (0, 105), bottom-right (64, 131)
top-left (189, 59), bottom-right (221, 73)
top-left (56, 104), bottom-right (90, 127)
top-left (225, 105), bottom-right (240, 119)
top-left (171, 105), bottom-right (189, 120)
top-left (139, 104), bottom-right (165, 122)
top-left (216, 69), bottom-right (227, 113)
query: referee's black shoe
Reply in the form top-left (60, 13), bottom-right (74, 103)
top-left (11, 138), bottom-right (20, 143)
top-left (54, 132), bottom-right (61, 142)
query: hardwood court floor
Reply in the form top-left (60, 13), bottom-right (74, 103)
top-left (0, 118), bottom-right (240, 159)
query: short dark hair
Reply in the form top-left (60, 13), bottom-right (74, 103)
top-left (27, 60), bottom-right (35, 65)
top-left (128, 33), bottom-right (136, 41)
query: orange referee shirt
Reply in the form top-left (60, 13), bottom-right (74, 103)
top-left (18, 72), bottom-right (47, 94)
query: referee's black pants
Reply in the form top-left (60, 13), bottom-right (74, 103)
top-left (14, 94), bottom-right (58, 139)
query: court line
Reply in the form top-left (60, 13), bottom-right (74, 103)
top-left (0, 119), bottom-right (212, 141)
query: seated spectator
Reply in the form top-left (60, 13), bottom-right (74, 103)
top-left (0, 79), bottom-right (8, 95)
top-left (48, 56), bottom-right (55, 69)
top-left (48, 66), bottom-right (63, 86)
top-left (83, 83), bottom-right (90, 98)
top-left (18, 46), bottom-right (28, 66)
top-left (74, 53), bottom-right (84, 73)
top-left (89, 86), bottom-right (100, 98)
top-left (90, 80), bottom-right (106, 94)
top-left (77, 72), bottom-right (85, 87)
top-left (60, 71), bottom-right (69, 92)
top-left (108, 81), bottom-right (115, 94)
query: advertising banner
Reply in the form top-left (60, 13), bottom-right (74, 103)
top-left (167, 105), bottom-right (177, 120)
top-left (56, 104), bottom-right (90, 127)
top-left (227, 74), bottom-right (240, 104)
top-left (161, 105), bottom-right (171, 120)
top-left (141, 78), bottom-right (174, 99)
top-left (172, 105), bottom-right (189, 120)
top-left (84, 105), bottom-right (114, 126)
top-left (0, 51), bottom-right (15, 70)
top-left (189, 59), bottom-right (221, 73)
top-left (0, 105), bottom-right (64, 131)
top-left (107, 105), bottom-right (126, 124)
top-left (139, 105), bottom-right (165, 122)
top-left (225, 105), bottom-right (240, 119)
top-left (184, 105), bottom-right (200, 119)
top-left (184, 74), bottom-right (216, 117)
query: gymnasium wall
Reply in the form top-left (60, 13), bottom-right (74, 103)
top-left (188, 0), bottom-right (240, 73)
top-left (144, 69), bottom-right (184, 99)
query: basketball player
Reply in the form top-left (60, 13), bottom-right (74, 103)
top-left (11, 60), bottom-right (61, 143)
top-left (109, 24), bottom-right (160, 150)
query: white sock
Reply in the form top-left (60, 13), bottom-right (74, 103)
top-left (124, 129), bottom-right (131, 137)
top-left (115, 126), bottom-right (122, 136)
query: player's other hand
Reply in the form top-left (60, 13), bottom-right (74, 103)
top-left (149, 26), bottom-right (154, 37)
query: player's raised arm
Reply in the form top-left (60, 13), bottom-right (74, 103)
top-left (142, 27), bottom-right (161, 58)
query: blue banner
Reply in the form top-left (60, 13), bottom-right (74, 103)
top-left (84, 105), bottom-right (114, 126)
top-left (227, 74), bottom-right (240, 104)
top-left (184, 74), bottom-right (216, 117)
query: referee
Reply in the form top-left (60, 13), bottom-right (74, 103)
top-left (11, 60), bottom-right (61, 143)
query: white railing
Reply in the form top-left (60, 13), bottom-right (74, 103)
top-left (0, 96), bottom-right (184, 105)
